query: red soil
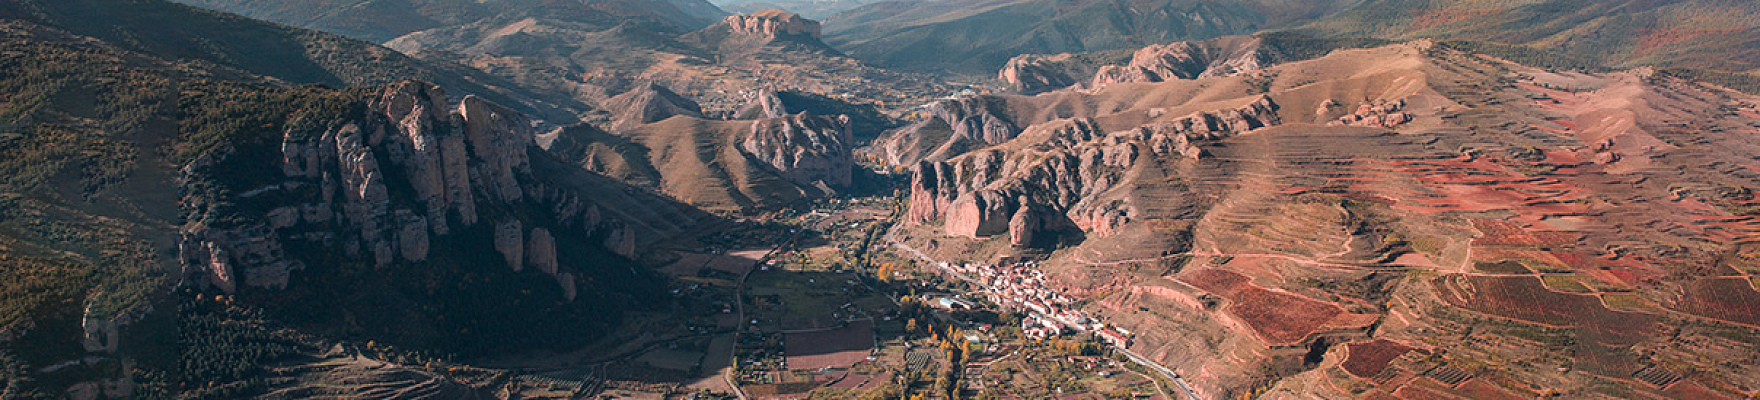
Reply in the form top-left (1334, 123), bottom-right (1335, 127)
top-left (1471, 220), bottom-right (1575, 248)
top-left (1392, 383), bottom-right (1457, 400)
top-left (1342, 339), bottom-right (1414, 378)
top-left (1434, 275), bottom-right (1658, 346)
top-left (1678, 277), bottom-right (1760, 326)
top-left (1180, 269), bottom-right (1345, 346)
top-left (1455, 377), bottom-right (1528, 400)
top-left (1663, 378), bottom-right (1740, 400)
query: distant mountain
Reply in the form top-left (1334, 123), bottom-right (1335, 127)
top-left (719, 0), bottom-right (881, 19)
top-left (822, 0), bottom-right (1359, 75)
top-left (171, 0), bottom-right (730, 42)
top-left (823, 0), bottom-right (1760, 79)
top-left (1292, 0), bottom-right (1760, 74)
top-left (2, 0), bottom-right (594, 123)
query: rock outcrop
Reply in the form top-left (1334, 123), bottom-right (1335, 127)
top-left (725, 10), bottom-right (821, 39)
top-left (874, 95), bottom-right (1021, 165)
top-left (742, 113), bottom-right (855, 188)
top-left (1091, 38), bottom-right (1278, 86)
top-left (736, 89), bottom-right (792, 119)
top-left (906, 97), bottom-right (1280, 246)
top-left (998, 54), bottom-right (1089, 95)
top-left (1325, 98), bottom-right (1412, 128)
top-left (729, 89), bottom-right (896, 139)
top-left (178, 81), bottom-right (641, 301)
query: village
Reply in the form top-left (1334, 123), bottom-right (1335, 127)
top-left (516, 179), bottom-right (1184, 399)
top-left (932, 261), bottom-right (1132, 348)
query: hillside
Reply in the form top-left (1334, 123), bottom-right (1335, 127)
top-left (0, 0), bottom-right (593, 124)
top-left (171, 0), bottom-right (730, 42)
top-left (542, 84), bottom-right (869, 211)
top-left (878, 40), bottom-right (1760, 398)
top-left (719, 0), bottom-right (879, 19)
top-left (384, 9), bottom-right (954, 118)
top-left (822, 0), bottom-right (1358, 75)
top-left (0, 4), bottom-right (712, 397)
top-left (7, 0), bottom-right (1760, 398)
top-left (1293, 0), bottom-right (1760, 74)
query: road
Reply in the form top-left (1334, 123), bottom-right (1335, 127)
top-left (724, 222), bottom-right (814, 400)
top-left (1116, 346), bottom-right (1202, 400)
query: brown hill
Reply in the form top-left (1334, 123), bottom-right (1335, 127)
top-left (881, 40), bottom-right (1760, 398)
top-left (383, 9), bottom-right (954, 121)
top-left (0, 5), bottom-right (711, 396)
top-left (1292, 0), bottom-right (1760, 74)
top-left (171, 0), bottom-right (729, 42)
top-left (822, 0), bottom-right (1359, 75)
top-left (543, 98), bottom-right (856, 210)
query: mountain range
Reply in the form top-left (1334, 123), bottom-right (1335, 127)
top-left (3, 0), bottom-right (1760, 398)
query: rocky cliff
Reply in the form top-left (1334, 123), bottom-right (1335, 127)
top-left (725, 10), bottom-right (822, 39)
top-left (905, 97), bottom-right (1280, 246)
top-left (179, 81), bottom-right (657, 299)
top-left (997, 54), bottom-right (1092, 95)
top-left (1090, 38), bottom-right (1277, 86)
top-left (743, 113), bottom-right (856, 188)
top-left (873, 95), bottom-right (1023, 165)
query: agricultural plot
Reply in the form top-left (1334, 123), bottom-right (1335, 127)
top-left (784, 319), bottom-right (875, 370)
top-left (1179, 268), bottom-right (1347, 345)
top-left (745, 270), bottom-right (872, 330)
top-left (1433, 275), bottom-right (1659, 347)
top-left (1342, 339), bottom-right (1415, 378)
top-left (1679, 277), bottom-right (1760, 326)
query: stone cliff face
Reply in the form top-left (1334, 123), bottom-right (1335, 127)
top-left (178, 81), bottom-right (638, 300)
top-left (906, 97), bottom-right (1280, 246)
top-left (997, 54), bottom-right (1088, 95)
top-left (1324, 98), bottom-right (1412, 128)
top-left (725, 10), bottom-right (822, 39)
top-left (742, 112), bottom-right (855, 188)
top-left (1091, 39), bottom-right (1276, 86)
top-left (875, 95), bottom-right (1021, 165)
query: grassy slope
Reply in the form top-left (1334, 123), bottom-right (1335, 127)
top-left (1292, 0), bottom-right (1760, 73)
top-left (823, 0), bottom-right (1357, 75)
top-left (1, 0), bottom-right (592, 123)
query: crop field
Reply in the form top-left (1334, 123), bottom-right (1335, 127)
top-left (1474, 260), bottom-right (1532, 274)
top-left (1180, 268), bottom-right (1345, 345)
top-left (1470, 219), bottom-right (1577, 248)
top-left (746, 270), bottom-right (866, 330)
top-left (784, 319), bottom-right (875, 370)
top-left (1434, 275), bottom-right (1658, 346)
top-left (1342, 339), bottom-right (1415, 378)
top-left (658, 252), bottom-right (717, 276)
top-left (1679, 277), bottom-right (1760, 325)
top-left (707, 249), bottom-right (766, 274)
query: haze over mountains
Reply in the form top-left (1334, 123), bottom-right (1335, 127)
top-left (4, 0), bottom-right (1760, 398)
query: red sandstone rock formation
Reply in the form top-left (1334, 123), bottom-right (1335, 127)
top-left (725, 10), bottom-right (821, 39)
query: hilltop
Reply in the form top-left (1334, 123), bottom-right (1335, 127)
top-left (877, 40), bottom-right (1760, 398)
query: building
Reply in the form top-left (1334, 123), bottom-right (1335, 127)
top-left (935, 297), bottom-right (976, 310)
top-left (1098, 328), bottom-right (1131, 348)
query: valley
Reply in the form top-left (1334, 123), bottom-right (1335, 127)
top-left (3, 0), bottom-right (1760, 399)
